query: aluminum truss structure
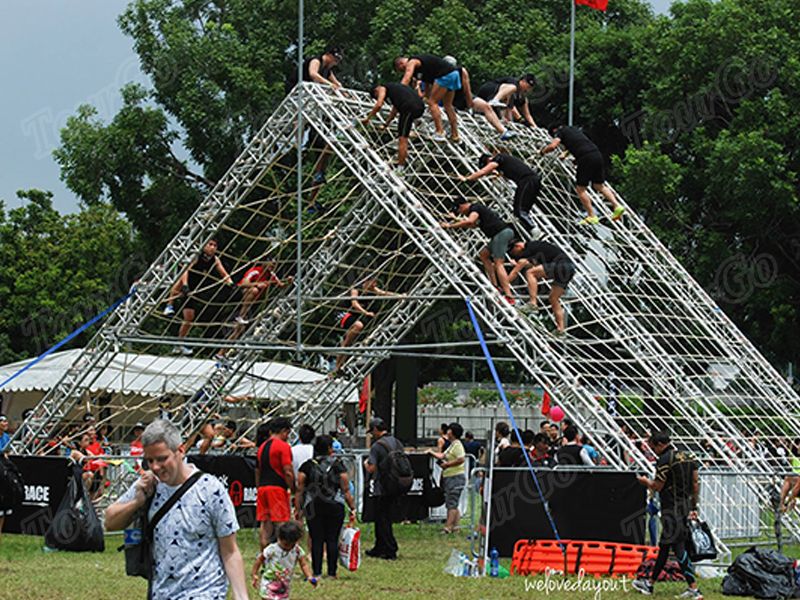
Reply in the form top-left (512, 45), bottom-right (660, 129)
top-left (13, 83), bottom-right (800, 546)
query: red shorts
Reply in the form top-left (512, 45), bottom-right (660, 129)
top-left (256, 486), bottom-right (291, 523)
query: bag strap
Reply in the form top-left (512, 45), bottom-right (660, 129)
top-left (146, 471), bottom-right (203, 535)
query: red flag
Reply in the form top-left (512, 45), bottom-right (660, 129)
top-left (576, 0), bottom-right (608, 11)
top-left (358, 377), bottom-right (370, 413)
top-left (541, 390), bottom-right (552, 416)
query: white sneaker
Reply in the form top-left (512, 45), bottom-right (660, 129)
top-left (632, 579), bottom-right (653, 596)
top-left (163, 304), bottom-right (175, 317)
top-left (675, 589), bottom-right (703, 600)
top-left (489, 98), bottom-right (506, 108)
top-left (432, 133), bottom-right (447, 142)
top-left (235, 316), bottom-right (249, 326)
top-left (180, 346), bottom-right (193, 356)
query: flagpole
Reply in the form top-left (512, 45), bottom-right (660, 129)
top-left (568, 0), bottom-right (576, 126)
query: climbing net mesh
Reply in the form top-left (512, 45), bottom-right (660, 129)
top-left (23, 84), bottom-right (800, 492)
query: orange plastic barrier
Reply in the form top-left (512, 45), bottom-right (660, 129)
top-left (511, 539), bottom-right (659, 578)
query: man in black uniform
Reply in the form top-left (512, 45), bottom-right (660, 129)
top-left (163, 239), bottom-right (234, 354)
top-left (634, 431), bottom-right (703, 599)
top-left (540, 125), bottom-right (625, 225)
top-left (441, 197), bottom-right (516, 304)
top-left (286, 46), bottom-right (344, 211)
top-left (364, 418), bottom-right (405, 559)
top-left (507, 238), bottom-right (576, 332)
top-left (363, 83), bottom-right (425, 167)
top-left (395, 54), bottom-right (461, 142)
top-left (472, 74), bottom-right (537, 140)
top-left (461, 153), bottom-right (541, 232)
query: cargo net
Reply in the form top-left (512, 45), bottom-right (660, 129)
top-left (26, 84), bottom-right (800, 485)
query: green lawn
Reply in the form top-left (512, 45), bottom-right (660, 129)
top-left (0, 524), bottom-right (777, 599)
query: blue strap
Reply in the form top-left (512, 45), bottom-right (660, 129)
top-left (0, 289), bottom-right (136, 390)
top-left (464, 297), bottom-right (563, 544)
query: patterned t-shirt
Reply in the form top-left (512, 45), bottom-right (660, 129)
top-left (118, 465), bottom-right (239, 600)
top-left (259, 542), bottom-right (306, 599)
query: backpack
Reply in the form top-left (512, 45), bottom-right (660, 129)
top-left (305, 457), bottom-right (342, 504)
top-left (376, 437), bottom-right (413, 497)
top-left (0, 455), bottom-right (25, 509)
top-left (44, 465), bottom-right (105, 552)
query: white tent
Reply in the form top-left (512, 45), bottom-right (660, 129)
top-left (0, 349), bottom-right (356, 421)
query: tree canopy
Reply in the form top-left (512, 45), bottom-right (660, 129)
top-left (28, 0), bottom-right (800, 371)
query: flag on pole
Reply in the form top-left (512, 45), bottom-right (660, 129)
top-left (359, 377), bottom-right (370, 413)
top-left (576, 0), bottom-right (608, 10)
top-left (541, 390), bottom-right (552, 416)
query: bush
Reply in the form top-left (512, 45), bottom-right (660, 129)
top-left (419, 386), bottom-right (458, 406)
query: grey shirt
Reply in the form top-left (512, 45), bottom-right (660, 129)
top-left (118, 465), bottom-right (239, 600)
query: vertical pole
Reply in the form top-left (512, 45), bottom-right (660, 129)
top-left (568, 0), bottom-right (576, 126)
top-left (295, 0), bottom-right (304, 353)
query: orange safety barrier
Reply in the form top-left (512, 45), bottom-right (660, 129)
top-left (511, 539), bottom-right (659, 578)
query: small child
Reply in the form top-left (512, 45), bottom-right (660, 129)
top-left (252, 521), bottom-right (317, 599)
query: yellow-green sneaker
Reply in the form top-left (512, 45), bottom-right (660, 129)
top-left (612, 206), bottom-right (626, 221)
top-left (580, 215), bottom-right (600, 225)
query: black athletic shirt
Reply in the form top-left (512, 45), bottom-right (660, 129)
top-left (468, 204), bottom-right (510, 238)
top-left (498, 446), bottom-right (526, 467)
top-left (518, 241), bottom-right (568, 264)
top-left (492, 154), bottom-right (537, 184)
top-left (303, 55), bottom-right (335, 82)
top-left (555, 126), bottom-right (598, 159)
top-left (383, 82), bottom-right (424, 113)
top-left (187, 252), bottom-right (217, 289)
top-left (410, 54), bottom-right (456, 83)
top-left (489, 76), bottom-right (518, 97)
top-left (656, 448), bottom-right (698, 513)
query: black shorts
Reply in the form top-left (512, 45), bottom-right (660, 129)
top-left (575, 150), bottom-right (605, 187)
top-left (543, 258), bottom-right (576, 289)
top-left (514, 175), bottom-right (541, 214)
top-left (338, 312), bottom-right (371, 330)
top-left (397, 106), bottom-right (424, 139)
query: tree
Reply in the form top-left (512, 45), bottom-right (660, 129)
top-left (0, 190), bottom-right (141, 363)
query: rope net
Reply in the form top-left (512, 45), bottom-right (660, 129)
top-left (15, 84), bottom-right (799, 492)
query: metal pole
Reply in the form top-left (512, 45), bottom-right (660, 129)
top-left (295, 0), bottom-right (304, 354)
top-left (568, 0), bottom-right (576, 126)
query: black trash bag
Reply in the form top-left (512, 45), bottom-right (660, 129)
top-left (722, 546), bottom-right (796, 598)
top-left (0, 455), bottom-right (25, 510)
top-left (421, 476), bottom-right (445, 508)
top-left (44, 465), bottom-right (104, 552)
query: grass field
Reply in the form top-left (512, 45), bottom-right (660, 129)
top-left (0, 524), bottom-right (778, 599)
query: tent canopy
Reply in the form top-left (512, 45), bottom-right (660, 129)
top-left (0, 349), bottom-right (354, 420)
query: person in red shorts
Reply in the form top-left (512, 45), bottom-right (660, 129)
top-left (256, 417), bottom-right (295, 550)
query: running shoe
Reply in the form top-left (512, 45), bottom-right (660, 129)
top-left (489, 98), bottom-right (506, 108)
top-left (499, 130), bottom-right (517, 141)
top-left (632, 579), bottom-right (653, 596)
top-left (504, 295), bottom-right (516, 306)
top-left (674, 589), bottom-right (703, 600)
top-left (235, 316), bottom-right (249, 326)
top-left (450, 134), bottom-right (461, 143)
top-left (163, 304), bottom-right (175, 317)
top-left (519, 303), bottom-right (539, 315)
top-left (432, 133), bottom-right (447, 142)
top-left (580, 215), bottom-right (600, 226)
top-left (180, 346), bottom-right (193, 356)
top-left (312, 171), bottom-right (326, 185)
top-left (611, 206), bottom-right (626, 221)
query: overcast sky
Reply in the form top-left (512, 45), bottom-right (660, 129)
top-left (1, 0), bottom-right (673, 214)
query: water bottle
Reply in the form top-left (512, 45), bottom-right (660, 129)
top-left (489, 547), bottom-right (500, 577)
top-left (461, 553), bottom-right (470, 576)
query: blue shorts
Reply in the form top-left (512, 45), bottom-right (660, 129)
top-left (434, 70), bottom-right (462, 91)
